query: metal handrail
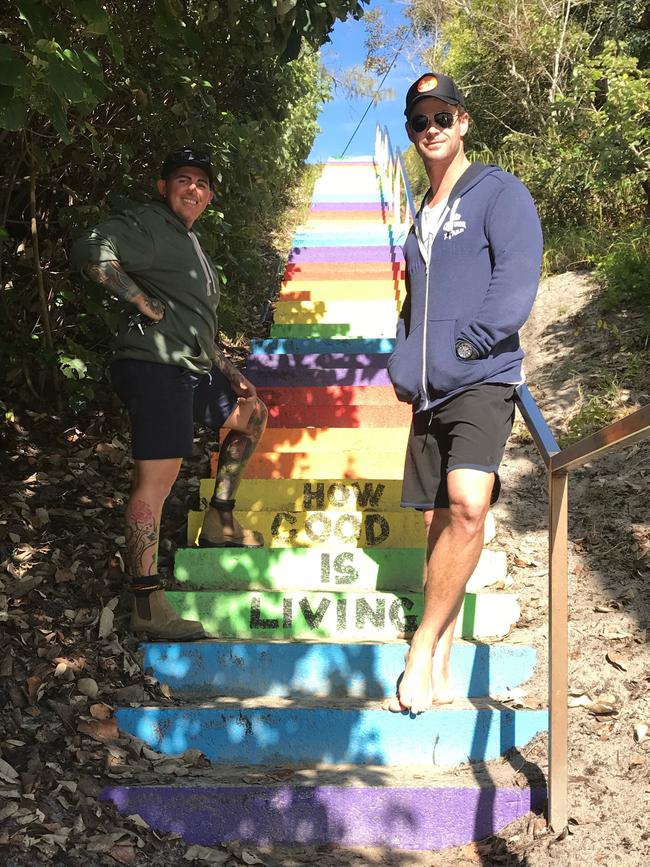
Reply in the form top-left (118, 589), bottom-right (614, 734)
top-left (374, 124), bottom-right (416, 240)
top-left (374, 123), bottom-right (650, 833)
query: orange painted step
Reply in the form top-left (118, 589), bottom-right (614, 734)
top-left (267, 403), bottom-right (412, 428)
top-left (279, 287), bottom-right (401, 301)
top-left (256, 386), bottom-right (402, 407)
top-left (240, 451), bottom-right (407, 480)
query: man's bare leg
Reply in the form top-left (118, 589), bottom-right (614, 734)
top-left (126, 458), bottom-right (182, 577)
top-left (385, 468), bottom-right (494, 714)
top-left (127, 458), bottom-right (205, 639)
top-left (199, 396), bottom-right (268, 546)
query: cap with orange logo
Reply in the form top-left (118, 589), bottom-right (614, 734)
top-left (404, 72), bottom-right (465, 117)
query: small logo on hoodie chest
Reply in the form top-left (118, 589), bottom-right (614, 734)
top-left (443, 199), bottom-right (466, 239)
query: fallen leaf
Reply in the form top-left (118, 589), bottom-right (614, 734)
top-left (78, 716), bottom-right (119, 743)
top-left (90, 703), bottom-right (113, 720)
top-left (606, 650), bottom-right (629, 671)
top-left (633, 722), bottom-right (648, 743)
top-left (183, 844), bottom-right (229, 863)
top-left (98, 606), bottom-right (115, 639)
top-left (110, 843), bottom-right (137, 865)
top-left (0, 757), bottom-right (19, 783)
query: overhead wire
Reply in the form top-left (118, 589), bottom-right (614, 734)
top-left (338, 29), bottom-right (412, 159)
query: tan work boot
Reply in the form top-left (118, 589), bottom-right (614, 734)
top-left (130, 589), bottom-right (205, 640)
top-left (198, 506), bottom-right (264, 548)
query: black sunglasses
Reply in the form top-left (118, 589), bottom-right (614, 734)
top-left (409, 111), bottom-right (456, 133)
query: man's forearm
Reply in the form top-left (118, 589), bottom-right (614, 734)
top-left (83, 260), bottom-right (165, 318)
top-left (211, 344), bottom-right (244, 386)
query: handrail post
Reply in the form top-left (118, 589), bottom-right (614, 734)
top-left (548, 469), bottom-right (569, 831)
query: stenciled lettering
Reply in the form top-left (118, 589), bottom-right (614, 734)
top-left (299, 596), bottom-right (331, 630)
top-left (320, 552), bottom-right (330, 583)
top-left (389, 597), bottom-right (418, 633)
top-left (250, 596), bottom-right (279, 630)
top-left (336, 598), bottom-right (347, 630)
top-left (335, 513), bottom-right (361, 543)
top-left (352, 482), bottom-right (385, 509)
top-left (327, 482), bottom-right (351, 508)
top-left (365, 513), bottom-right (390, 545)
top-left (305, 513), bottom-right (332, 543)
top-left (283, 597), bottom-right (293, 628)
top-left (356, 597), bottom-right (386, 629)
top-left (333, 551), bottom-right (359, 584)
top-left (271, 511), bottom-right (297, 542)
top-left (302, 482), bottom-right (325, 510)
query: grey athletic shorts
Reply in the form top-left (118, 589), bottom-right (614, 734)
top-left (110, 359), bottom-right (237, 460)
top-left (401, 383), bottom-right (516, 510)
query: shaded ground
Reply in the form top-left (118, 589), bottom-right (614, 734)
top-left (0, 270), bottom-right (649, 866)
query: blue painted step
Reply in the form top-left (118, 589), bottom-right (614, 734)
top-left (143, 641), bottom-right (537, 699)
top-left (250, 337), bottom-right (396, 355)
top-left (116, 699), bottom-right (548, 767)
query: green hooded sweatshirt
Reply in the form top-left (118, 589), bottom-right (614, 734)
top-left (71, 201), bottom-right (220, 374)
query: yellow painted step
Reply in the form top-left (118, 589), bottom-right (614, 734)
top-left (258, 427), bottom-right (409, 453)
top-left (273, 299), bottom-right (399, 325)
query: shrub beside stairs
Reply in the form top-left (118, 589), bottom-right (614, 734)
top-left (103, 158), bottom-right (548, 851)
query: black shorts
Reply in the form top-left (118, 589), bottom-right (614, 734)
top-left (401, 383), bottom-right (516, 510)
top-left (110, 359), bottom-right (238, 460)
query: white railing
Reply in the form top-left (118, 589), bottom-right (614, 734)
top-left (374, 124), bottom-right (417, 243)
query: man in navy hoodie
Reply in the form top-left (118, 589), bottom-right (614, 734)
top-left (386, 73), bottom-right (543, 714)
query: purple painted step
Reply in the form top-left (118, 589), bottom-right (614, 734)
top-left (246, 366), bottom-right (392, 387)
top-left (311, 202), bottom-right (383, 211)
top-left (245, 353), bottom-right (389, 371)
top-left (103, 783), bottom-right (546, 850)
top-left (288, 246), bottom-right (404, 264)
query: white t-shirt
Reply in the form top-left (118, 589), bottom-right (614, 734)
top-left (420, 197), bottom-right (449, 257)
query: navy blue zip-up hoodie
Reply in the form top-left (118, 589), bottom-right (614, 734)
top-left (387, 163), bottom-right (543, 412)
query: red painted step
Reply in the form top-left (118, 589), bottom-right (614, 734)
top-left (256, 385), bottom-right (402, 407)
top-left (267, 403), bottom-right (412, 428)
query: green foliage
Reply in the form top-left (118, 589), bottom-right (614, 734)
top-left (0, 0), bottom-right (369, 408)
top-left (596, 225), bottom-right (650, 327)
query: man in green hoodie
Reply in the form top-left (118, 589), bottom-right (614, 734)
top-left (71, 146), bottom-right (268, 640)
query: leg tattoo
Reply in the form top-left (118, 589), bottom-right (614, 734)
top-left (125, 498), bottom-right (159, 577)
top-left (214, 400), bottom-right (267, 502)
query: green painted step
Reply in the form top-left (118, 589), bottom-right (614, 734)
top-left (270, 323), bottom-right (396, 339)
top-left (174, 546), bottom-right (507, 594)
top-left (167, 589), bottom-right (519, 641)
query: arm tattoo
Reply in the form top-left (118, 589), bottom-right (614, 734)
top-left (83, 260), bottom-right (143, 303)
top-left (211, 344), bottom-right (244, 386)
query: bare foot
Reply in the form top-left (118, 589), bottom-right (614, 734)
top-left (383, 641), bottom-right (434, 714)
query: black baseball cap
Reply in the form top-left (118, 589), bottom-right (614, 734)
top-left (404, 72), bottom-right (465, 117)
top-left (161, 145), bottom-right (214, 187)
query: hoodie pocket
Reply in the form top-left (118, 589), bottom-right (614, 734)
top-left (387, 322), bottom-right (423, 404)
top-left (425, 318), bottom-right (486, 396)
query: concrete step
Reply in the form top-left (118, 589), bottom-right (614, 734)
top-left (141, 640), bottom-right (535, 699)
top-left (279, 284), bottom-right (402, 301)
top-left (238, 450), bottom-right (406, 478)
top-left (273, 299), bottom-right (398, 325)
top-left (269, 323), bottom-right (396, 338)
top-left (199, 477), bottom-right (404, 511)
top-left (175, 543), bottom-right (505, 594)
top-left (164, 588), bottom-right (517, 641)
top-left (245, 352), bottom-right (389, 370)
top-left (265, 403), bottom-right (413, 427)
top-left (101, 763), bottom-right (546, 851)
top-left (284, 263), bottom-right (404, 281)
top-left (188, 507), bottom-right (424, 547)
top-left (115, 696), bottom-right (547, 767)
top-left (251, 337), bottom-right (396, 355)
top-left (254, 385), bottom-right (399, 405)
top-left (255, 427), bottom-right (408, 453)
top-left (288, 246), bottom-right (403, 265)
top-left (248, 365), bottom-right (394, 386)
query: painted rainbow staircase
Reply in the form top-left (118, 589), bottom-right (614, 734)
top-left (104, 157), bottom-right (548, 851)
